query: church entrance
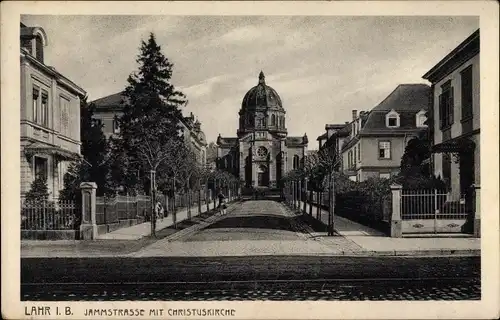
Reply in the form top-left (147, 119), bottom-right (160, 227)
top-left (257, 165), bottom-right (269, 187)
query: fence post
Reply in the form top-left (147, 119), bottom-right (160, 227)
top-left (473, 184), bottom-right (480, 238)
top-left (390, 184), bottom-right (402, 238)
top-left (80, 182), bottom-right (98, 240)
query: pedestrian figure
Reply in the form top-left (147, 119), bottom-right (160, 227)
top-left (217, 190), bottom-right (227, 215)
top-left (155, 201), bottom-right (164, 221)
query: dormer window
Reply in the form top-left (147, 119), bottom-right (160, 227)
top-left (386, 110), bottom-right (400, 128)
top-left (416, 109), bottom-right (427, 127)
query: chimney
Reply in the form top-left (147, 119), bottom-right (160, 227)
top-left (352, 110), bottom-right (357, 121)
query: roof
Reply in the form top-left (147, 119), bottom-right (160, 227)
top-left (217, 136), bottom-right (238, 147)
top-left (358, 84), bottom-right (430, 136)
top-left (316, 132), bottom-right (328, 141)
top-left (286, 136), bottom-right (307, 147)
top-left (241, 71), bottom-right (284, 111)
top-left (92, 92), bottom-right (127, 109)
top-left (370, 84), bottom-right (430, 112)
top-left (423, 29), bottom-right (480, 83)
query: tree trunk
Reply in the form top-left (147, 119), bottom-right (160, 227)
top-left (316, 191), bottom-right (320, 220)
top-left (309, 189), bottom-right (313, 216)
top-left (205, 180), bottom-right (210, 213)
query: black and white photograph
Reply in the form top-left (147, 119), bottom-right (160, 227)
top-left (1, 1), bottom-right (499, 320)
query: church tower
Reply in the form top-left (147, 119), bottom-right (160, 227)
top-left (217, 71), bottom-right (308, 191)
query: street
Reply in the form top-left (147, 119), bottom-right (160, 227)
top-left (21, 255), bottom-right (480, 301)
top-left (21, 200), bottom-right (480, 301)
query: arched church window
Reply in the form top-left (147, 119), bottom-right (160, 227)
top-left (282, 116), bottom-right (286, 128)
top-left (271, 114), bottom-right (276, 126)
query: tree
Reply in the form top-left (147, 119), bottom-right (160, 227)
top-left (59, 98), bottom-right (111, 202)
top-left (25, 172), bottom-right (49, 203)
top-left (110, 33), bottom-right (187, 236)
top-left (400, 132), bottom-right (430, 178)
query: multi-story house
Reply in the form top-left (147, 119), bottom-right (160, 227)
top-left (340, 84), bottom-right (431, 182)
top-left (20, 23), bottom-right (87, 200)
top-left (91, 92), bottom-right (208, 166)
top-left (316, 123), bottom-right (351, 171)
top-left (423, 29), bottom-right (480, 198)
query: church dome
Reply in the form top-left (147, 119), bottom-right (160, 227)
top-left (241, 71), bottom-right (283, 111)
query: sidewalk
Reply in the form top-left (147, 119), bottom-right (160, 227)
top-left (97, 201), bottom-right (219, 240)
top-left (294, 200), bottom-right (480, 256)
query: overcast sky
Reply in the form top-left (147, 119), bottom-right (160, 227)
top-left (22, 15), bottom-right (478, 147)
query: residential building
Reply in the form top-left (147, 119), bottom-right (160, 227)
top-left (423, 29), bottom-right (480, 198)
top-left (91, 92), bottom-right (208, 166)
top-left (20, 23), bottom-right (87, 200)
top-left (216, 71), bottom-right (308, 188)
top-left (340, 84), bottom-right (431, 181)
top-left (316, 123), bottom-right (350, 171)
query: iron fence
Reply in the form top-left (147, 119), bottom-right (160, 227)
top-left (401, 190), bottom-right (469, 220)
top-left (21, 200), bottom-right (78, 230)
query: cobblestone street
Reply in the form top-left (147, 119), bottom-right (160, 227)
top-left (133, 200), bottom-right (365, 257)
top-left (22, 278), bottom-right (480, 301)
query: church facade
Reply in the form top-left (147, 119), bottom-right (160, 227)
top-left (216, 72), bottom-right (308, 188)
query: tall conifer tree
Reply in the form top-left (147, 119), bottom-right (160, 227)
top-left (114, 33), bottom-right (187, 195)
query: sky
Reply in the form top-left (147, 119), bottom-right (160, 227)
top-left (22, 15), bottom-right (478, 148)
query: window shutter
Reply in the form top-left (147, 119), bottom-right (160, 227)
top-left (448, 87), bottom-right (454, 126)
top-left (438, 94), bottom-right (444, 129)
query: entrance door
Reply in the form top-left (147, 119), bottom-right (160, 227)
top-left (257, 165), bottom-right (269, 187)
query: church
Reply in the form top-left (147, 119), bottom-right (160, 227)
top-left (216, 71), bottom-right (308, 189)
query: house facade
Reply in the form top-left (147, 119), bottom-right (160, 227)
top-left (340, 84), bottom-right (431, 182)
top-left (423, 29), bottom-right (480, 198)
top-left (91, 92), bottom-right (208, 166)
top-left (217, 71), bottom-right (308, 188)
top-left (20, 23), bottom-right (87, 200)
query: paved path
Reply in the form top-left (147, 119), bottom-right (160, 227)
top-left (97, 201), bottom-right (219, 240)
top-left (293, 200), bottom-right (480, 255)
top-left (133, 200), bottom-right (363, 257)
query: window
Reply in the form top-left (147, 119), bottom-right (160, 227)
top-left (379, 173), bottom-right (391, 179)
top-left (354, 146), bottom-right (357, 164)
top-left (358, 143), bottom-right (361, 161)
top-left (34, 157), bottom-right (48, 181)
top-left (439, 82), bottom-right (454, 129)
top-left (293, 155), bottom-right (300, 169)
top-left (349, 175), bottom-right (357, 182)
top-left (386, 110), bottom-right (400, 128)
top-left (113, 120), bottom-right (120, 134)
top-left (378, 141), bottom-right (391, 159)
top-left (461, 65), bottom-right (473, 119)
top-left (41, 91), bottom-right (48, 127)
top-left (59, 96), bottom-right (70, 136)
top-left (271, 114), bottom-right (276, 126)
top-left (32, 88), bottom-right (39, 123)
top-left (416, 111), bottom-right (427, 127)
top-left (35, 35), bottom-right (44, 62)
top-left (388, 117), bottom-right (397, 127)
